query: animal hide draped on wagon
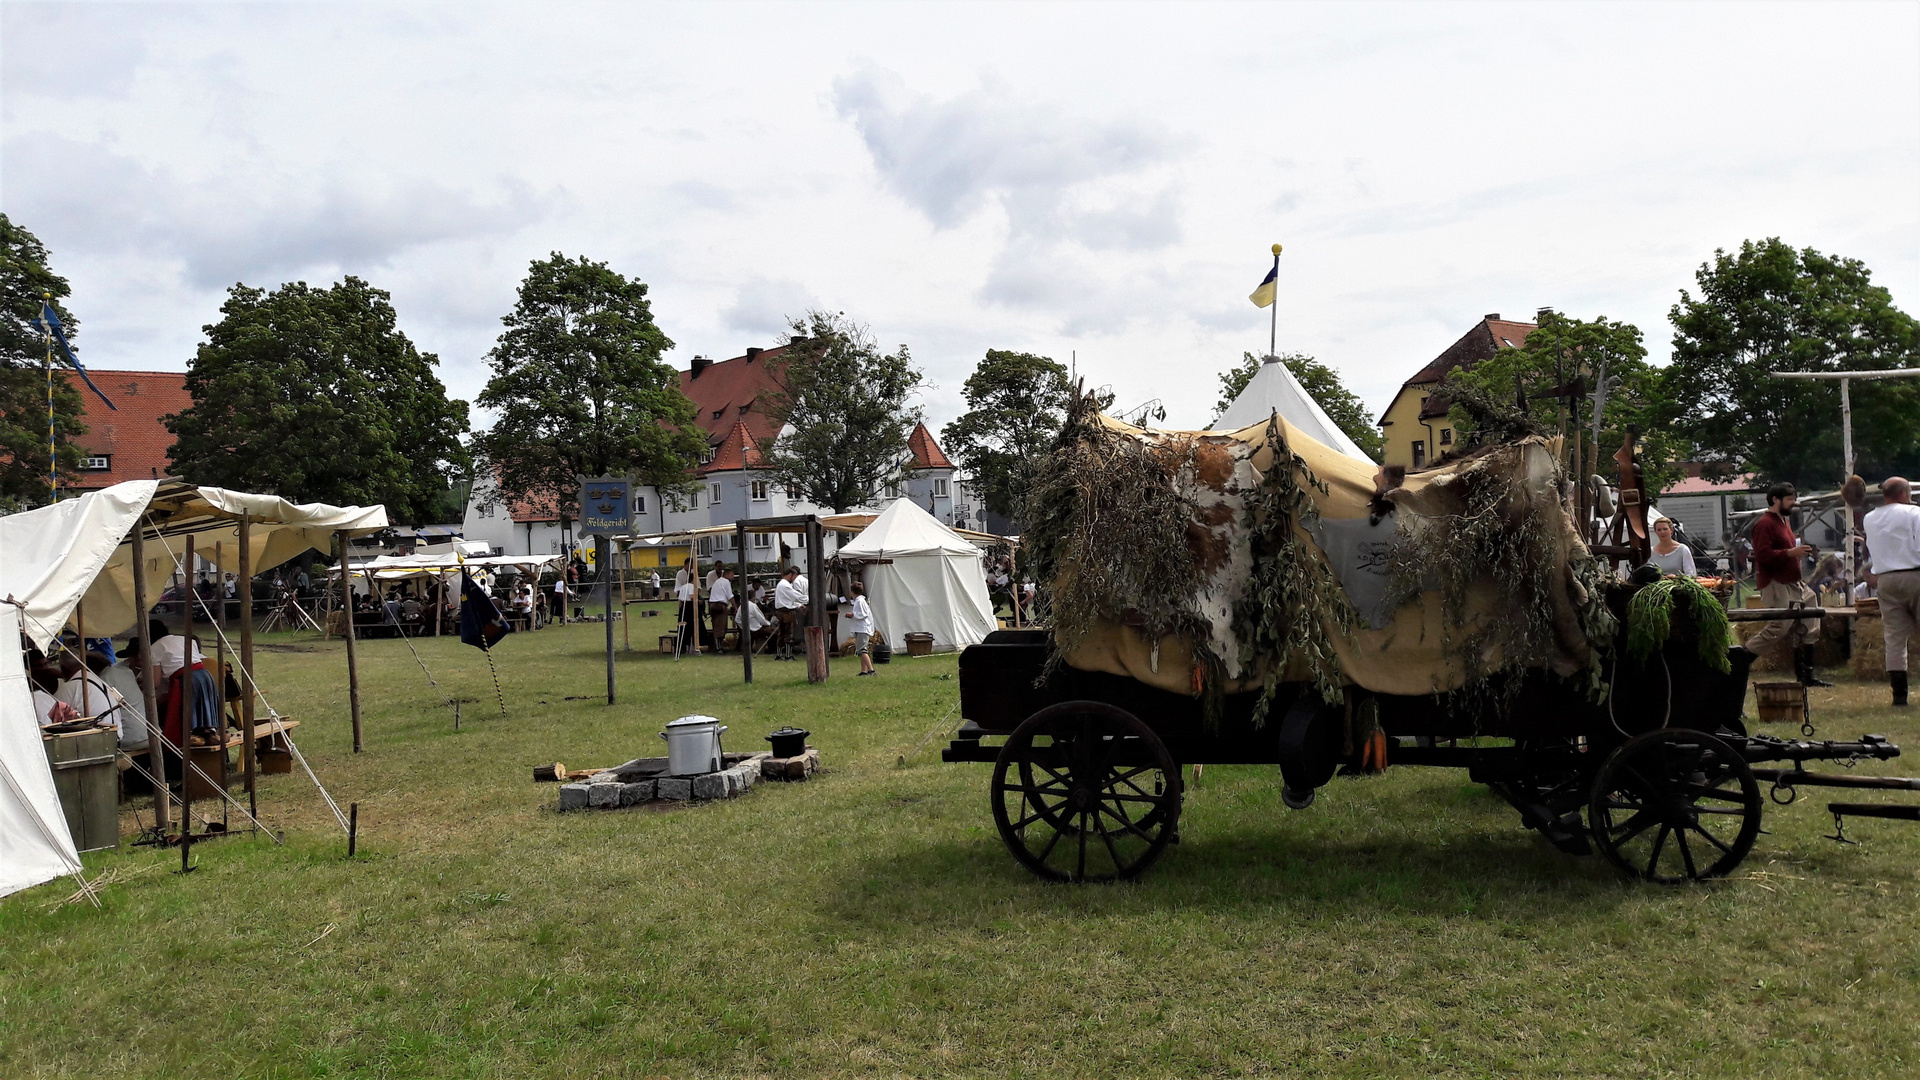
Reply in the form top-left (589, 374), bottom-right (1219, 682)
top-left (1030, 410), bottom-right (1603, 701)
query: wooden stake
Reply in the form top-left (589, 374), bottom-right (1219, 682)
top-left (238, 513), bottom-right (257, 822)
top-left (129, 520), bottom-right (169, 835)
top-left (337, 530), bottom-right (363, 753)
top-left (347, 802), bottom-right (358, 858)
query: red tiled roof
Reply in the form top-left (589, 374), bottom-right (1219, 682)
top-left (1392, 316), bottom-right (1539, 421)
top-left (59, 369), bottom-right (190, 491)
top-left (702, 419), bottom-right (765, 475)
top-left (508, 490), bottom-right (563, 523)
top-left (1664, 473), bottom-right (1758, 495)
top-left (906, 422), bottom-right (953, 469)
top-left (679, 344), bottom-right (794, 452)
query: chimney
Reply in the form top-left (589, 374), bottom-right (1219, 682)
top-left (1484, 313), bottom-right (1501, 322)
top-left (745, 347), bottom-right (762, 360)
top-left (689, 355), bottom-right (711, 378)
top-left (1535, 306), bottom-right (1555, 323)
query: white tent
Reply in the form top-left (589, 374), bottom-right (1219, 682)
top-left (836, 499), bottom-right (997, 653)
top-left (1208, 356), bottom-right (1374, 462)
top-left (0, 482), bottom-right (154, 899)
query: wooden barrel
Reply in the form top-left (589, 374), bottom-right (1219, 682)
top-left (904, 632), bottom-right (935, 656)
top-left (1753, 682), bottom-right (1805, 726)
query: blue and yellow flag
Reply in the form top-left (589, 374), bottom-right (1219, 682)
top-left (35, 303), bottom-right (116, 410)
top-left (1248, 265), bottom-right (1278, 309)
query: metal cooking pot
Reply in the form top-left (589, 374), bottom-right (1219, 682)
top-left (660, 714), bottom-right (727, 776)
top-left (766, 726), bottom-right (810, 759)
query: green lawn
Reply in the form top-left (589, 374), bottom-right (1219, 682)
top-left (4, 617), bottom-right (1918, 1078)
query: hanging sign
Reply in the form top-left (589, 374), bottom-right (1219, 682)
top-left (578, 476), bottom-right (632, 537)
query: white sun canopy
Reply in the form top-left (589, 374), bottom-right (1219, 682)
top-left (836, 499), bottom-right (997, 653)
top-left (1208, 356), bottom-right (1374, 462)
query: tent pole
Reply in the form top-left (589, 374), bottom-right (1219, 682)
top-left (337, 530), bottom-right (363, 753)
top-left (215, 540), bottom-right (226, 634)
top-left (601, 534), bottom-right (615, 706)
top-left (238, 513), bottom-right (257, 822)
top-left (806, 516), bottom-right (826, 683)
top-left (181, 533), bottom-right (197, 866)
top-left (130, 520), bottom-right (170, 835)
top-left (739, 521), bottom-right (751, 684)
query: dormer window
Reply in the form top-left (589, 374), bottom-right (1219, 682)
top-left (81, 455), bottom-right (111, 471)
top-left (712, 408), bottom-right (726, 419)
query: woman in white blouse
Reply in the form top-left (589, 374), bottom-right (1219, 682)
top-left (1647, 517), bottom-right (1697, 577)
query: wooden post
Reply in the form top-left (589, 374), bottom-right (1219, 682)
top-left (433, 574), bottom-right (443, 637)
top-left (215, 540), bottom-right (227, 633)
top-left (619, 542), bottom-right (630, 652)
top-left (806, 517), bottom-right (826, 684)
top-left (75, 601), bottom-right (89, 718)
top-left (690, 547), bottom-right (701, 655)
top-left (738, 521), bottom-right (752, 684)
top-left (181, 533), bottom-right (197, 845)
top-left (337, 530), bottom-right (363, 753)
top-left (601, 534), bottom-right (615, 706)
top-left (238, 513), bottom-right (258, 821)
top-left (129, 520), bottom-right (169, 834)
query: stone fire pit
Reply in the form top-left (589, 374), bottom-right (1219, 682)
top-left (558, 745), bottom-right (820, 811)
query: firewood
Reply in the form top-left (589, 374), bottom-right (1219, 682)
top-left (533, 762), bottom-right (566, 783)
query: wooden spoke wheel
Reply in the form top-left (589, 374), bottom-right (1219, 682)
top-left (1588, 728), bottom-right (1762, 884)
top-left (990, 701), bottom-right (1181, 883)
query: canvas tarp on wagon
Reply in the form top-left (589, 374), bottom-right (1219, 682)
top-left (1042, 409), bottom-right (1601, 702)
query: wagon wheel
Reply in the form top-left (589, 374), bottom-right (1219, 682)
top-left (990, 701), bottom-right (1180, 883)
top-left (1588, 728), bottom-right (1762, 884)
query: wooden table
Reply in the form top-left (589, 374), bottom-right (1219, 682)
top-left (186, 720), bottom-right (301, 800)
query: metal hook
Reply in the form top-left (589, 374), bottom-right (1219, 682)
top-left (1824, 812), bottom-right (1856, 845)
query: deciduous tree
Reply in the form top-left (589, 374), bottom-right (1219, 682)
top-left (165, 277), bottom-right (470, 523)
top-left (472, 254), bottom-right (705, 513)
top-left (941, 350), bottom-right (1072, 525)
top-left (758, 310), bottom-right (924, 512)
top-left (1661, 238), bottom-right (1920, 488)
top-left (0, 214), bottom-right (85, 507)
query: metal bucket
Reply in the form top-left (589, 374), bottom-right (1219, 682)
top-left (661, 714), bottom-right (727, 775)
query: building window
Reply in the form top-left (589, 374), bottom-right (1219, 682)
top-left (885, 481), bottom-right (901, 499)
top-left (81, 455), bottom-right (111, 471)
top-left (710, 482), bottom-right (722, 503)
top-left (1412, 441), bottom-right (1427, 468)
top-left (698, 537), bottom-right (713, 555)
top-left (689, 489), bottom-right (699, 508)
top-left (750, 480), bottom-right (769, 502)
top-left (1439, 429), bottom-right (1453, 446)
top-left (932, 478), bottom-right (949, 497)
top-left (633, 495), bottom-right (647, 515)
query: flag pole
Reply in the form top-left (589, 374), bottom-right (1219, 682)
top-left (1267, 243), bottom-right (1282, 361)
top-left (43, 293), bottom-right (55, 500)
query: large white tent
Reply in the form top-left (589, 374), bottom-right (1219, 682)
top-left (835, 498), bottom-right (997, 653)
top-left (1208, 356), bottom-right (1374, 462)
top-left (0, 483), bottom-right (152, 898)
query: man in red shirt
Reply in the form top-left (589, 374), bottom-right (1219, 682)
top-left (1743, 482), bottom-right (1829, 686)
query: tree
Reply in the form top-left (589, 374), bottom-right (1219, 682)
top-left (1213, 351), bottom-right (1385, 461)
top-left (1443, 311), bottom-right (1679, 489)
top-left (941, 350), bottom-right (1072, 525)
top-left (1662, 238), bottom-right (1920, 488)
top-left (0, 214), bottom-right (86, 508)
top-left (165, 277), bottom-right (470, 524)
top-left (757, 310), bottom-right (925, 512)
top-left (472, 254), bottom-right (706, 513)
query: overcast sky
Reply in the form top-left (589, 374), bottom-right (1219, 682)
top-left (4, 1), bottom-right (1916, 432)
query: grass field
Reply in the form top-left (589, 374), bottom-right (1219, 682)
top-left (4, 614), bottom-right (1918, 1078)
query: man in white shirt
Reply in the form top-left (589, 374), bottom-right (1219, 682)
top-left (1865, 476), bottom-right (1920, 706)
top-left (774, 568), bottom-right (805, 660)
top-left (57, 653), bottom-right (144, 747)
top-left (104, 643), bottom-right (151, 750)
top-left (674, 576), bottom-right (700, 652)
top-left (845, 581), bottom-right (877, 676)
top-left (650, 570), bottom-right (662, 599)
top-left (708, 569), bottom-right (736, 652)
top-left (552, 576), bottom-right (568, 624)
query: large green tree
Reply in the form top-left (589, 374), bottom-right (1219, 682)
top-left (1213, 351), bottom-right (1384, 461)
top-left (941, 349), bottom-right (1072, 525)
top-left (1661, 238), bottom-right (1920, 488)
top-left (472, 254), bottom-right (704, 513)
top-left (0, 214), bottom-right (86, 508)
top-left (758, 310), bottom-right (924, 512)
top-left (1443, 311), bottom-right (1679, 488)
top-left (165, 277), bottom-right (470, 524)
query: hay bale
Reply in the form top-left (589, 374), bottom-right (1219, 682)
top-left (1852, 615), bottom-right (1919, 677)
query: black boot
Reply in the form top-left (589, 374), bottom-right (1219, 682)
top-left (1796, 646), bottom-right (1834, 688)
top-left (1893, 670), bottom-right (1910, 707)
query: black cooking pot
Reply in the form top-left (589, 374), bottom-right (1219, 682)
top-left (766, 726), bottom-right (810, 759)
